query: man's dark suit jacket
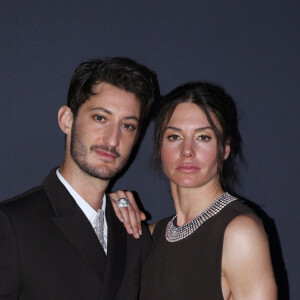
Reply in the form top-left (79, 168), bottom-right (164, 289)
top-left (0, 169), bottom-right (152, 299)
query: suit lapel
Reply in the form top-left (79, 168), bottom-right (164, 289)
top-left (101, 198), bottom-right (127, 299)
top-left (43, 169), bottom-right (107, 282)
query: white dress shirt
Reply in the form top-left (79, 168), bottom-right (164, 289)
top-left (56, 169), bottom-right (108, 254)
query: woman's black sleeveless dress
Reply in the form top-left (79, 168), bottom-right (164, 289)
top-left (139, 200), bottom-right (254, 300)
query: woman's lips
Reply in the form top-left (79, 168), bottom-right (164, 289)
top-left (176, 164), bottom-right (199, 173)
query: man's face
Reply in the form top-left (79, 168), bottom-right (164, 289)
top-left (70, 82), bottom-right (141, 180)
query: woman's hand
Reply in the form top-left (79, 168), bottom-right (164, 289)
top-left (109, 190), bottom-right (146, 239)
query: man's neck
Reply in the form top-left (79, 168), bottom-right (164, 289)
top-left (59, 161), bottom-right (109, 211)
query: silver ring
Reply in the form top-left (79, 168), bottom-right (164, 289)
top-left (117, 198), bottom-right (130, 208)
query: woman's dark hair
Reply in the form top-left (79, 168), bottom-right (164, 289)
top-left (154, 81), bottom-right (243, 191)
top-left (67, 57), bottom-right (156, 123)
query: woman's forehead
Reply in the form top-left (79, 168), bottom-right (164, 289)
top-left (165, 102), bottom-right (222, 133)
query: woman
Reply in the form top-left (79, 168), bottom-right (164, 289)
top-left (112, 82), bottom-right (277, 299)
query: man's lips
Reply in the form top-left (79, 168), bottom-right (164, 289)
top-left (94, 149), bottom-right (118, 160)
top-left (91, 145), bottom-right (120, 161)
top-left (176, 163), bottom-right (199, 173)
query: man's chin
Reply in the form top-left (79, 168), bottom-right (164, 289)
top-left (89, 165), bottom-right (122, 180)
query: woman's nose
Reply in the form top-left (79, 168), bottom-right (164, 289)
top-left (181, 139), bottom-right (195, 158)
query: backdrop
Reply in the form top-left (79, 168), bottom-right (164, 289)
top-left (1, 0), bottom-right (299, 298)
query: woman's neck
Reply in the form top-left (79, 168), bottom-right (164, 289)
top-left (170, 180), bottom-right (224, 226)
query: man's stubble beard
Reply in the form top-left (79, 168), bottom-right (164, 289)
top-left (70, 121), bottom-right (130, 181)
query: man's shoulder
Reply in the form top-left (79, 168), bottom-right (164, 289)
top-left (126, 222), bottom-right (152, 249)
top-left (0, 185), bottom-right (47, 214)
top-left (0, 168), bottom-right (59, 214)
top-left (124, 222), bottom-right (152, 265)
top-left (140, 223), bottom-right (151, 241)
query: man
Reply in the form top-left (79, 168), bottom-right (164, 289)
top-left (0, 58), bottom-right (155, 299)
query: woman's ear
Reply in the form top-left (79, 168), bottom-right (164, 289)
top-left (224, 138), bottom-right (231, 160)
top-left (58, 105), bottom-right (73, 136)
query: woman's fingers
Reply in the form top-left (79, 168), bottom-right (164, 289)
top-left (109, 190), bottom-right (143, 239)
top-left (124, 191), bottom-right (142, 237)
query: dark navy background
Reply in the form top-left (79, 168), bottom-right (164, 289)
top-left (1, 1), bottom-right (299, 298)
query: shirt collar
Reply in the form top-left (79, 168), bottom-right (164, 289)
top-left (56, 169), bottom-right (106, 222)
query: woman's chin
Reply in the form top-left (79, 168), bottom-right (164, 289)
top-left (172, 178), bottom-right (202, 189)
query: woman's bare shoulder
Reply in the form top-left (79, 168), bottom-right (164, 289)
top-left (222, 214), bottom-right (277, 299)
top-left (148, 222), bottom-right (157, 235)
top-left (226, 213), bottom-right (265, 238)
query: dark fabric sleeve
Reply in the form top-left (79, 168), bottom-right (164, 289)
top-left (0, 208), bottom-right (21, 299)
top-left (141, 224), bottom-right (152, 264)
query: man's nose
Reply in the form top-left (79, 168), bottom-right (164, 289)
top-left (104, 124), bottom-right (120, 148)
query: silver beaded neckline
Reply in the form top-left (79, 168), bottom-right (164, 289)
top-left (165, 192), bottom-right (237, 242)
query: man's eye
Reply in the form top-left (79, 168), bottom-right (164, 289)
top-left (167, 134), bottom-right (181, 141)
top-left (94, 115), bottom-right (105, 122)
top-left (123, 123), bottom-right (136, 131)
top-left (197, 134), bottom-right (212, 141)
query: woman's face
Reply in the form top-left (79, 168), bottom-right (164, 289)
top-left (161, 102), bottom-right (229, 190)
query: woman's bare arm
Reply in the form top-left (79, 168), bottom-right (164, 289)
top-left (222, 214), bottom-right (277, 300)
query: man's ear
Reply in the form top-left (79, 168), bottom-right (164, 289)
top-left (58, 106), bottom-right (73, 136)
top-left (224, 138), bottom-right (231, 160)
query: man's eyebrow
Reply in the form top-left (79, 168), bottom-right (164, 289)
top-left (88, 107), bottom-right (139, 122)
top-left (88, 107), bottom-right (111, 114)
top-left (165, 126), bottom-right (212, 131)
top-left (124, 116), bottom-right (140, 122)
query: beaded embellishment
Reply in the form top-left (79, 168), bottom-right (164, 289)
top-left (165, 192), bottom-right (237, 242)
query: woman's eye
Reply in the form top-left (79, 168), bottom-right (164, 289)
top-left (197, 134), bottom-right (212, 141)
top-left (93, 115), bottom-right (105, 122)
top-left (167, 134), bottom-right (181, 141)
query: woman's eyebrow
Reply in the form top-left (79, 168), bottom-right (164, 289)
top-left (165, 126), bottom-right (182, 131)
top-left (165, 126), bottom-right (212, 131)
top-left (195, 126), bottom-right (213, 131)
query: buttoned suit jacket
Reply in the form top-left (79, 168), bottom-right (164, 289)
top-left (0, 169), bottom-right (151, 300)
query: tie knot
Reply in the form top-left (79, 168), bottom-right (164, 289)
top-left (94, 209), bottom-right (104, 228)
top-left (97, 209), bottom-right (104, 217)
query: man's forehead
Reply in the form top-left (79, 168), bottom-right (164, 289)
top-left (91, 81), bottom-right (124, 94)
top-left (82, 83), bottom-right (141, 120)
top-left (91, 81), bottom-right (106, 93)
